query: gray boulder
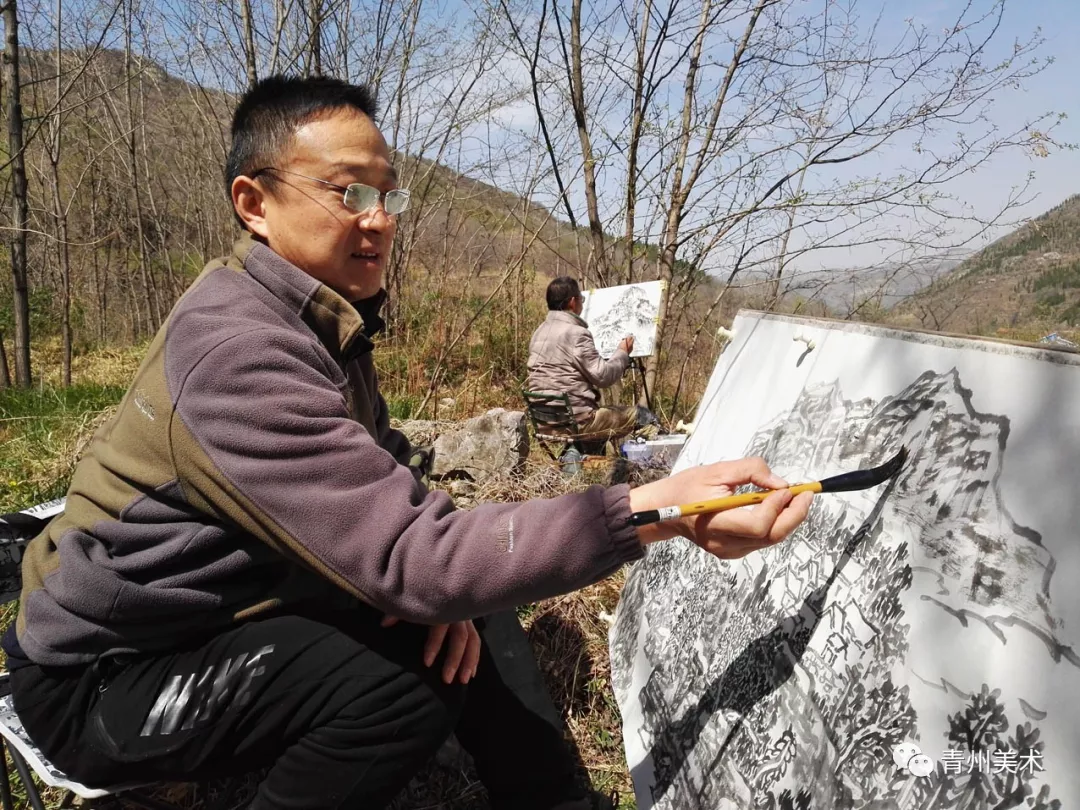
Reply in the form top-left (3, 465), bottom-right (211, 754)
top-left (431, 408), bottom-right (529, 480)
top-left (392, 419), bottom-right (441, 448)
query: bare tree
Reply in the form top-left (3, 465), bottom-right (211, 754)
top-left (48, 0), bottom-right (74, 384)
top-left (239, 0), bottom-right (258, 87)
top-left (123, 0), bottom-right (158, 332)
top-left (305, 0), bottom-right (322, 76)
top-left (2, 0), bottom-right (31, 386)
top-left (0, 328), bottom-right (9, 386)
top-left (644, 0), bottom-right (771, 398)
top-left (497, 0), bottom-right (1061, 410)
top-left (551, 0), bottom-right (607, 284)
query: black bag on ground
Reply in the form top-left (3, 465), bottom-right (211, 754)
top-left (0, 512), bottom-right (47, 603)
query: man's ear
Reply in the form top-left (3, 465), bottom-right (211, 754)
top-left (232, 175), bottom-right (270, 238)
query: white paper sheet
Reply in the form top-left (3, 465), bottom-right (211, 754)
top-left (580, 280), bottom-right (665, 358)
top-left (610, 311), bottom-right (1080, 810)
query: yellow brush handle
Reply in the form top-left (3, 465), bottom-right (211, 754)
top-left (677, 481), bottom-right (823, 517)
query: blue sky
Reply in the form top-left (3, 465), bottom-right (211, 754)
top-left (901, 0), bottom-right (1080, 246)
top-left (774, 0), bottom-right (1080, 272)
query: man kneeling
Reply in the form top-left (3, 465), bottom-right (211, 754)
top-left (3, 76), bottom-right (812, 810)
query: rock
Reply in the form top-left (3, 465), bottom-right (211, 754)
top-left (431, 408), bottom-right (529, 481)
top-left (392, 419), bottom-right (441, 448)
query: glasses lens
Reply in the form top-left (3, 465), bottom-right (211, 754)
top-left (385, 190), bottom-right (411, 215)
top-left (344, 184), bottom-right (380, 213)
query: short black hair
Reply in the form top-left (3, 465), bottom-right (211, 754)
top-left (546, 276), bottom-right (581, 311)
top-left (225, 75), bottom-right (378, 228)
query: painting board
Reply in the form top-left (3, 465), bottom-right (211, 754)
top-left (580, 280), bottom-right (665, 358)
top-left (610, 310), bottom-right (1080, 809)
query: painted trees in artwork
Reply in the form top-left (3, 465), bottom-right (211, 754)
top-left (774, 789), bottom-right (812, 810)
top-left (913, 685), bottom-right (1059, 810)
top-left (836, 679), bottom-right (917, 774)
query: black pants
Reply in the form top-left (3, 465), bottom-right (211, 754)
top-left (11, 604), bottom-right (586, 809)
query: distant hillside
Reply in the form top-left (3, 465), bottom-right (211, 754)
top-left (773, 248), bottom-right (968, 316)
top-left (897, 195), bottom-right (1080, 337)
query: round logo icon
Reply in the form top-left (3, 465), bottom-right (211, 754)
top-left (892, 743), bottom-right (935, 779)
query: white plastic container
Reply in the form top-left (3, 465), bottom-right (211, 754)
top-left (644, 434), bottom-right (688, 467)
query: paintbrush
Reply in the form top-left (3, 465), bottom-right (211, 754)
top-left (629, 446), bottom-right (908, 527)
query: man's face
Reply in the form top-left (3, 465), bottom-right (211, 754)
top-left (251, 109), bottom-right (398, 301)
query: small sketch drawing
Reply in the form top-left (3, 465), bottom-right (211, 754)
top-left (580, 281), bottom-right (663, 358)
top-left (611, 368), bottom-right (1066, 810)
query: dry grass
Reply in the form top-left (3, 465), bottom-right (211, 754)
top-left (28, 338), bottom-right (148, 389)
top-left (523, 576), bottom-right (633, 802)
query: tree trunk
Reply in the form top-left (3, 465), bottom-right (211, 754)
top-left (768, 155), bottom-right (812, 308)
top-left (239, 0), bottom-right (258, 87)
top-left (554, 0), bottom-right (606, 284)
top-left (124, 2), bottom-right (158, 334)
top-left (623, 0), bottom-right (652, 286)
top-left (51, 0), bottom-right (73, 385)
top-left (3, 0), bottom-right (32, 387)
top-left (268, 0), bottom-right (286, 74)
top-left (389, 0), bottom-right (422, 150)
top-left (0, 330), bottom-right (10, 388)
top-left (307, 0), bottom-right (323, 76)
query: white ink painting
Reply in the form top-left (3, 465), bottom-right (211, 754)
top-left (610, 310), bottom-right (1080, 810)
top-left (580, 280), bottom-right (664, 358)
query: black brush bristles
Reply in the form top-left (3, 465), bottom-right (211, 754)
top-left (818, 445), bottom-right (908, 494)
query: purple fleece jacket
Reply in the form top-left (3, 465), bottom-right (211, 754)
top-left (13, 234), bottom-right (644, 666)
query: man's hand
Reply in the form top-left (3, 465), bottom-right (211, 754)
top-left (618, 335), bottom-right (635, 354)
top-left (627, 457), bottom-right (813, 558)
top-left (381, 615), bottom-right (481, 685)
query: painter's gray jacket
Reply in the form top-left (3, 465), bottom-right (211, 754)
top-left (526, 310), bottom-right (631, 420)
top-left (15, 234), bottom-right (644, 666)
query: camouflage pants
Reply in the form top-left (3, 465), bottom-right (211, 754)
top-left (580, 406), bottom-right (639, 442)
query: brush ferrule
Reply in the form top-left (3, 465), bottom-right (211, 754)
top-left (629, 510), bottom-right (661, 527)
top-left (629, 505), bottom-right (683, 527)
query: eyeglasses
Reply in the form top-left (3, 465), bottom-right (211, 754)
top-left (251, 167), bottom-right (411, 216)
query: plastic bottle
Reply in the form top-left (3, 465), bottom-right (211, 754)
top-left (560, 446), bottom-right (583, 476)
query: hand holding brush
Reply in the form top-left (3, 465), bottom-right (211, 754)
top-left (630, 446), bottom-right (907, 528)
top-left (625, 457), bottom-right (815, 559)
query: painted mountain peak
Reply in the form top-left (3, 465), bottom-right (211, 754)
top-left (585, 284), bottom-right (659, 357)
top-left (744, 368), bottom-right (1063, 648)
top-left (610, 366), bottom-right (1068, 810)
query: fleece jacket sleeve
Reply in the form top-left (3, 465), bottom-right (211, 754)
top-left (170, 328), bottom-right (644, 623)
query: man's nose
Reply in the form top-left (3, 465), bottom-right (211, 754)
top-left (357, 205), bottom-right (394, 232)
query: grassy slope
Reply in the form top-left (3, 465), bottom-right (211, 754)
top-left (897, 194), bottom-right (1080, 337)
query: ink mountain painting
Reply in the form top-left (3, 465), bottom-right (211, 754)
top-left (580, 281), bottom-right (664, 358)
top-left (611, 311), bottom-right (1079, 810)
